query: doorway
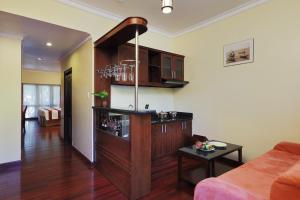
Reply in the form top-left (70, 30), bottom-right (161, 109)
top-left (64, 68), bottom-right (72, 144)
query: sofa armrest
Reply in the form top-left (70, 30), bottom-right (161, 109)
top-left (194, 178), bottom-right (264, 200)
top-left (273, 141), bottom-right (300, 155)
top-left (270, 160), bottom-right (300, 200)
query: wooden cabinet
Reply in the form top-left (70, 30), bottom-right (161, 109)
top-left (181, 120), bottom-right (192, 146)
top-left (111, 43), bottom-right (187, 88)
top-left (172, 56), bottom-right (184, 81)
top-left (151, 123), bottom-right (178, 159)
top-left (161, 54), bottom-right (184, 81)
top-left (161, 53), bottom-right (173, 80)
top-left (152, 120), bottom-right (192, 160)
top-left (115, 44), bottom-right (149, 84)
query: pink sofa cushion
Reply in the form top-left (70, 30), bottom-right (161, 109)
top-left (270, 160), bottom-right (300, 200)
top-left (219, 149), bottom-right (300, 198)
top-left (274, 141), bottom-right (300, 155)
top-left (194, 178), bottom-right (265, 200)
top-left (194, 142), bottom-right (300, 200)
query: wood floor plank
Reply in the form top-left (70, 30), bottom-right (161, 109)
top-left (0, 121), bottom-right (197, 200)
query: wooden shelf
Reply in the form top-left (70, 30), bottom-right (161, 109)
top-left (94, 17), bottom-right (147, 48)
top-left (111, 81), bottom-right (187, 88)
top-left (149, 64), bottom-right (160, 68)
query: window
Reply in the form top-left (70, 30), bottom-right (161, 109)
top-left (23, 84), bottom-right (61, 118)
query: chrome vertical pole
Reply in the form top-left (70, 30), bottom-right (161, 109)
top-left (134, 28), bottom-right (139, 111)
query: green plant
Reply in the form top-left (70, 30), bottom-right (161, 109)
top-left (92, 90), bottom-right (109, 99)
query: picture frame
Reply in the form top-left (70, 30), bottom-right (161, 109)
top-left (224, 38), bottom-right (254, 67)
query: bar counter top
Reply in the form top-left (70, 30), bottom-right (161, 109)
top-left (92, 106), bottom-right (156, 115)
top-left (93, 107), bottom-right (193, 125)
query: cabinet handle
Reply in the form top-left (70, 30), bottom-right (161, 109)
top-left (165, 124), bottom-right (167, 133)
top-left (185, 122), bottom-right (187, 129)
top-left (181, 122), bottom-right (183, 130)
top-left (174, 71), bottom-right (176, 79)
top-left (161, 124), bottom-right (164, 133)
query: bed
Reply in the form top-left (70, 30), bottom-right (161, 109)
top-left (38, 108), bottom-right (61, 127)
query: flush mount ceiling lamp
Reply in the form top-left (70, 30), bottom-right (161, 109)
top-left (46, 42), bottom-right (52, 47)
top-left (161, 0), bottom-right (173, 14)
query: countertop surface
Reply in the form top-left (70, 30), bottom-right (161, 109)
top-left (93, 106), bottom-right (156, 115)
top-left (93, 107), bottom-right (193, 123)
top-left (151, 112), bottom-right (193, 124)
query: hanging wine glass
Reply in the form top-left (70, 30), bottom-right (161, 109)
top-left (129, 64), bottom-right (135, 82)
top-left (113, 64), bottom-right (119, 81)
top-left (121, 64), bottom-right (127, 81)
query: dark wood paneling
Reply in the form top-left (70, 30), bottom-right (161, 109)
top-left (152, 121), bottom-right (193, 160)
top-left (94, 110), bottom-right (152, 199)
top-left (130, 114), bottom-right (152, 199)
top-left (96, 129), bottom-right (130, 162)
top-left (96, 151), bottom-right (131, 196)
top-left (151, 124), bottom-right (164, 159)
top-left (94, 47), bottom-right (117, 106)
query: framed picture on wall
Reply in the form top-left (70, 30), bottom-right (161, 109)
top-left (224, 38), bottom-right (254, 67)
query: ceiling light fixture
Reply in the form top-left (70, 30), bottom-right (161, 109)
top-left (162, 0), bottom-right (173, 14)
top-left (37, 57), bottom-right (42, 61)
top-left (46, 42), bottom-right (52, 47)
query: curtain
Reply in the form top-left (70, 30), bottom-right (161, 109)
top-left (23, 84), bottom-right (61, 118)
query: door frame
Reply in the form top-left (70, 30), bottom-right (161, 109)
top-left (64, 68), bottom-right (72, 143)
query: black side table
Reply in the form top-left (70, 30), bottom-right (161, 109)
top-left (178, 142), bottom-right (243, 185)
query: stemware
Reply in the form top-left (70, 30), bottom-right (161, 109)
top-left (121, 64), bottom-right (127, 81)
top-left (129, 64), bottom-right (135, 82)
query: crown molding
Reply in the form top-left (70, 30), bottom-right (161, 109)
top-left (57, 0), bottom-right (122, 21)
top-left (171, 0), bottom-right (270, 37)
top-left (21, 67), bottom-right (61, 73)
top-left (56, 0), bottom-right (270, 38)
top-left (0, 32), bottom-right (23, 40)
top-left (56, 0), bottom-right (172, 38)
top-left (59, 35), bottom-right (92, 60)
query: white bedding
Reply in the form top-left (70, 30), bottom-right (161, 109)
top-left (38, 108), bottom-right (61, 120)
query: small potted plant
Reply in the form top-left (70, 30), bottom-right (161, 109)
top-left (92, 90), bottom-right (109, 107)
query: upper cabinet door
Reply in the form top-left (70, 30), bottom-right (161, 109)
top-left (117, 44), bottom-right (149, 84)
top-left (161, 53), bottom-right (173, 80)
top-left (172, 56), bottom-right (184, 81)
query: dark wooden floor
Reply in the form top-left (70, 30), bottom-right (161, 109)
top-left (0, 121), bottom-right (194, 200)
top-left (0, 121), bottom-right (234, 200)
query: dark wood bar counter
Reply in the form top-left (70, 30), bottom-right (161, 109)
top-left (93, 107), bottom-right (152, 199)
top-left (93, 16), bottom-right (192, 199)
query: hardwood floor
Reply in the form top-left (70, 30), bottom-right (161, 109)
top-left (0, 121), bottom-right (196, 200)
top-left (0, 121), bottom-right (235, 200)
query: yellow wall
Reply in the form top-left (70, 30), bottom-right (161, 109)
top-left (4, 0), bottom-right (300, 162)
top-left (22, 69), bottom-right (61, 85)
top-left (0, 36), bottom-right (21, 164)
top-left (60, 40), bottom-right (93, 161)
top-left (1, 0), bottom-right (173, 162)
top-left (172, 0), bottom-right (300, 160)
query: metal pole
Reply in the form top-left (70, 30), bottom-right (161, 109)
top-left (135, 27), bottom-right (139, 111)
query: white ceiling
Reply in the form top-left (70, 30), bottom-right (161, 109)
top-left (0, 11), bottom-right (90, 71)
top-left (57, 0), bottom-right (268, 37)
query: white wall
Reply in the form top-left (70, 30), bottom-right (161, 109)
top-left (172, 0), bottom-right (300, 160)
top-left (0, 36), bottom-right (21, 164)
top-left (111, 86), bottom-right (174, 111)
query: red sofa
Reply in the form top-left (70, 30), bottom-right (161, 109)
top-left (194, 141), bottom-right (300, 200)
